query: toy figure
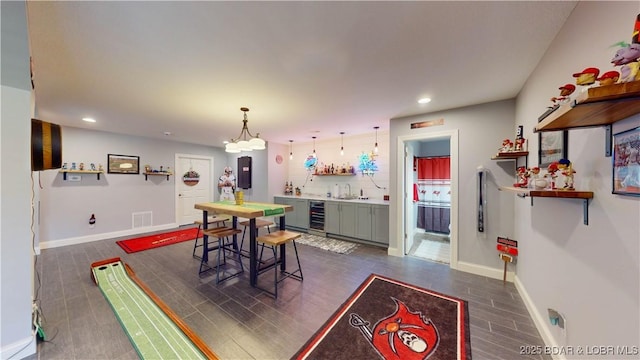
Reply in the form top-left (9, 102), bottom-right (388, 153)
top-left (90, 163), bottom-right (96, 171)
top-left (218, 166), bottom-right (236, 201)
top-left (500, 139), bottom-right (513, 153)
top-left (557, 158), bottom-right (576, 190)
top-left (514, 137), bottom-right (526, 152)
top-left (550, 84), bottom-right (575, 105)
top-left (71, 162), bottom-right (77, 170)
top-left (513, 166), bottom-right (530, 188)
top-left (596, 71), bottom-right (620, 86)
top-left (62, 162), bottom-right (68, 170)
top-left (572, 67), bottom-right (600, 89)
top-left (98, 164), bottom-right (104, 171)
top-left (545, 162), bottom-right (560, 189)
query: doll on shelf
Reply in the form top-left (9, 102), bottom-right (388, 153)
top-left (513, 166), bottom-right (530, 188)
top-left (550, 84), bottom-right (575, 106)
top-left (557, 158), bottom-right (576, 190)
top-left (500, 139), bottom-right (513, 153)
top-left (545, 162), bottom-right (560, 190)
top-left (514, 137), bottom-right (526, 152)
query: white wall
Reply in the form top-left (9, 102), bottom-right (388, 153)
top-left (514, 2), bottom-right (639, 355)
top-left (390, 100), bottom-right (518, 273)
top-left (1, 2), bottom-right (36, 358)
top-left (38, 127), bottom-right (229, 248)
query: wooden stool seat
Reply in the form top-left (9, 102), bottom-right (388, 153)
top-left (255, 230), bottom-right (303, 298)
top-left (239, 218), bottom-right (275, 258)
top-left (193, 215), bottom-right (230, 259)
top-left (198, 227), bottom-right (244, 284)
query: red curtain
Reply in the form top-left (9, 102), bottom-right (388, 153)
top-left (416, 157), bottom-right (451, 234)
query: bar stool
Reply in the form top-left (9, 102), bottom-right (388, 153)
top-left (239, 218), bottom-right (274, 258)
top-left (198, 227), bottom-right (244, 284)
top-left (193, 215), bottom-right (230, 259)
top-left (255, 230), bottom-right (303, 298)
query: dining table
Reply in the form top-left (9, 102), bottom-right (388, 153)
top-left (194, 200), bottom-right (293, 286)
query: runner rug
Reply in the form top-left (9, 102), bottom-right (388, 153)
top-left (295, 233), bottom-right (359, 254)
top-left (293, 274), bottom-right (471, 360)
top-left (90, 257), bottom-right (218, 359)
top-left (116, 228), bottom-right (199, 254)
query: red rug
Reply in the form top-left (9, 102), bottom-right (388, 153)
top-left (293, 274), bottom-right (471, 360)
top-left (116, 228), bottom-right (199, 254)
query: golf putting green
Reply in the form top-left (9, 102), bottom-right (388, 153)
top-left (91, 258), bottom-right (217, 360)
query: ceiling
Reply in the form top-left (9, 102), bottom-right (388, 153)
top-left (25, 1), bottom-right (577, 147)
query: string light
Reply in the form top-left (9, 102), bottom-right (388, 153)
top-left (289, 140), bottom-right (293, 160)
top-left (374, 126), bottom-right (379, 153)
top-left (340, 132), bottom-right (345, 156)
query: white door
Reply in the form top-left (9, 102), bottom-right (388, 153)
top-left (175, 154), bottom-right (213, 225)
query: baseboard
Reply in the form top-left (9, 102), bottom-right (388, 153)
top-left (38, 223), bottom-right (179, 250)
top-left (514, 275), bottom-right (565, 360)
top-left (456, 261), bottom-right (515, 282)
top-left (1, 334), bottom-right (36, 359)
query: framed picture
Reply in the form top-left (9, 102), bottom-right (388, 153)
top-left (107, 154), bottom-right (140, 174)
top-left (612, 126), bottom-right (640, 196)
top-left (538, 131), bottom-right (568, 168)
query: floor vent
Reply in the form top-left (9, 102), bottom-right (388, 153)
top-left (132, 211), bottom-right (152, 229)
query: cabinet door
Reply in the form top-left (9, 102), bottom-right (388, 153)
top-left (340, 203), bottom-right (357, 238)
top-left (355, 204), bottom-right (372, 240)
top-left (372, 205), bottom-right (389, 244)
top-left (325, 201), bottom-right (340, 234)
top-left (292, 199), bottom-right (309, 229)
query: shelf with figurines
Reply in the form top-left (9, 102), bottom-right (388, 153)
top-left (499, 159), bottom-right (593, 225)
top-left (59, 162), bottom-right (104, 180)
top-left (143, 165), bottom-right (172, 181)
top-left (536, 28), bottom-right (640, 134)
top-left (491, 126), bottom-right (529, 168)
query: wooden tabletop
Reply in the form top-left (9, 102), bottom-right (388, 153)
top-left (194, 201), bottom-right (292, 219)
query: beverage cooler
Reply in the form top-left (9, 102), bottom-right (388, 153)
top-left (309, 201), bottom-right (325, 236)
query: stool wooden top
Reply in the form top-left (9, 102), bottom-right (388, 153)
top-left (195, 215), bottom-right (230, 226)
top-left (256, 230), bottom-right (301, 246)
top-left (202, 228), bottom-right (242, 238)
top-left (239, 219), bottom-right (274, 228)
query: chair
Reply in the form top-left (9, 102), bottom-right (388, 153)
top-left (198, 226), bottom-right (244, 284)
top-left (193, 215), bottom-right (230, 259)
top-left (254, 230), bottom-right (303, 298)
top-left (238, 218), bottom-right (274, 258)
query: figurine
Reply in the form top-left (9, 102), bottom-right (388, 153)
top-left (545, 162), bottom-right (560, 190)
top-left (610, 15), bottom-right (640, 83)
top-left (500, 139), bottom-right (513, 153)
top-left (79, 163), bottom-right (85, 170)
top-left (572, 67), bottom-right (600, 90)
top-left (90, 163), bottom-right (96, 171)
top-left (62, 162), bottom-right (68, 170)
top-left (98, 164), bottom-right (104, 171)
top-left (530, 167), bottom-right (548, 189)
top-left (514, 137), bottom-right (526, 152)
top-left (514, 166), bottom-right (530, 188)
top-left (557, 158), bottom-right (576, 190)
top-left (218, 166), bottom-right (236, 201)
top-left (551, 84), bottom-right (575, 105)
top-left (596, 71), bottom-right (620, 86)
top-left (71, 162), bottom-right (77, 170)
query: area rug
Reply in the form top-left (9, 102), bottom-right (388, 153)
top-left (116, 228), bottom-right (199, 254)
top-left (295, 233), bottom-right (359, 254)
top-left (293, 274), bottom-right (471, 360)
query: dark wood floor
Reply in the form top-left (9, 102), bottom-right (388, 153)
top-left (30, 226), bottom-right (550, 360)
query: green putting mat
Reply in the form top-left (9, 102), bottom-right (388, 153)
top-left (91, 259), bottom-right (214, 359)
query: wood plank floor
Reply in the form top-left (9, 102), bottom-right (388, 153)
top-left (29, 226), bottom-right (551, 360)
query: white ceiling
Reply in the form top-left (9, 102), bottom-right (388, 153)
top-left (25, 1), bottom-right (577, 147)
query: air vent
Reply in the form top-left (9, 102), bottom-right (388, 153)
top-left (132, 211), bottom-right (152, 228)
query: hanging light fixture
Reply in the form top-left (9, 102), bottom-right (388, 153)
top-left (340, 132), bottom-right (345, 156)
top-left (312, 136), bottom-right (317, 157)
top-left (225, 107), bottom-right (265, 153)
top-left (289, 140), bottom-right (294, 160)
top-left (373, 126), bottom-right (380, 153)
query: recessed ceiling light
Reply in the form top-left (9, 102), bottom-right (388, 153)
top-left (82, 117), bottom-right (96, 123)
top-left (418, 98), bottom-right (432, 104)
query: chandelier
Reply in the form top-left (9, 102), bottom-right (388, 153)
top-left (225, 107), bottom-right (266, 153)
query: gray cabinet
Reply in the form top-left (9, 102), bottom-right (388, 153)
top-left (355, 204), bottom-right (389, 245)
top-left (325, 201), bottom-right (356, 238)
top-left (274, 197), bottom-right (309, 230)
top-left (355, 204), bottom-right (373, 240)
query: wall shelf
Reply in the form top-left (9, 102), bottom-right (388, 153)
top-left (500, 186), bottom-right (593, 225)
top-left (535, 81), bottom-right (640, 132)
top-left (144, 172), bottom-right (172, 181)
top-left (491, 151), bottom-right (529, 171)
top-left (59, 169), bottom-right (103, 180)
top-left (313, 173), bottom-right (356, 176)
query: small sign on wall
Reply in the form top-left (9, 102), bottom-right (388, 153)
top-left (411, 118), bottom-right (444, 129)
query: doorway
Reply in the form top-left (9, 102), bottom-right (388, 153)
top-left (397, 130), bottom-right (459, 268)
top-left (175, 154), bottom-right (213, 225)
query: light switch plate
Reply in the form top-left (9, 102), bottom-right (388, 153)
top-left (68, 175), bottom-right (81, 181)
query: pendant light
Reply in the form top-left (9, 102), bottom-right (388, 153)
top-left (340, 132), bottom-right (345, 156)
top-left (289, 140), bottom-right (294, 160)
top-left (225, 107), bottom-right (266, 153)
top-left (374, 126), bottom-right (380, 153)
top-left (312, 136), bottom-right (317, 157)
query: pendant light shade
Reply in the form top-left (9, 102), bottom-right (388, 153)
top-left (340, 132), bottom-right (345, 156)
top-left (312, 136), bottom-right (317, 157)
top-left (289, 140), bottom-right (294, 160)
top-left (225, 107), bottom-right (265, 153)
top-left (373, 126), bottom-right (379, 153)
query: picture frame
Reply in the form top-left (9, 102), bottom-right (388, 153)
top-left (612, 126), bottom-right (640, 196)
top-left (107, 154), bottom-right (140, 174)
top-left (538, 130), bottom-right (568, 168)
